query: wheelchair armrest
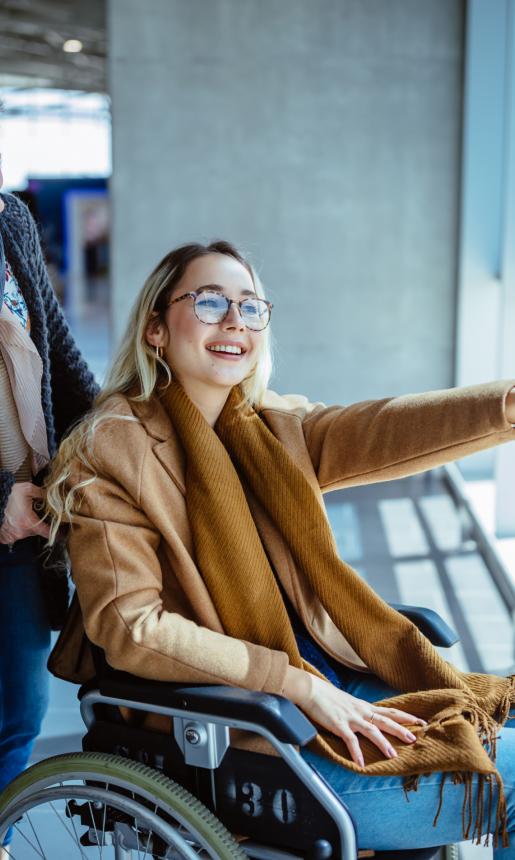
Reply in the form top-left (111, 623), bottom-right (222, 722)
top-left (90, 672), bottom-right (317, 746)
top-left (389, 603), bottom-right (459, 647)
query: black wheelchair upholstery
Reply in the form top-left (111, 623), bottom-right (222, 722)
top-left (78, 603), bottom-right (456, 860)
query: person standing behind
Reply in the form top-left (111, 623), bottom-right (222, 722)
top-left (0, 153), bottom-right (98, 858)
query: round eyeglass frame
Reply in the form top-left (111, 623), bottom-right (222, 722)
top-left (167, 289), bottom-right (273, 331)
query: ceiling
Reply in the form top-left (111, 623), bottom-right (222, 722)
top-left (0, 0), bottom-right (106, 93)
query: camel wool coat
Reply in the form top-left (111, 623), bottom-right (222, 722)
top-left (52, 379), bottom-right (515, 714)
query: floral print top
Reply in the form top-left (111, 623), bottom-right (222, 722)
top-left (2, 259), bottom-right (29, 332)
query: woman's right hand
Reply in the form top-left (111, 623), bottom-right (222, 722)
top-left (0, 482), bottom-right (50, 543)
top-left (283, 666), bottom-right (426, 768)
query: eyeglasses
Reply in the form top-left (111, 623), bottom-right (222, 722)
top-left (167, 289), bottom-right (273, 331)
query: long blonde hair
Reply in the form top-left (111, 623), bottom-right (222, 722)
top-left (45, 241), bottom-right (273, 543)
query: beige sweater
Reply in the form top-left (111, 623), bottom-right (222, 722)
top-left (0, 351), bottom-right (31, 481)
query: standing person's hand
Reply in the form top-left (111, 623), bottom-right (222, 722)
top-left (0, 482), bottom-right (50, 543)
top-left (283, 667), bottom-right (426, 768)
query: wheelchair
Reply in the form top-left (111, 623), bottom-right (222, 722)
top-left (0, 604), bottom-right (461, 859)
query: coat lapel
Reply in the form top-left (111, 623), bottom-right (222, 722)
top-left (131, 394), bottom-right (186, 495)
top-left (152, 436), bottom-right (186, 495)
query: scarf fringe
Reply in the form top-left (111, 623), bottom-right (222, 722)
top-left (467, 703), bottom-right (501, 762)
top-left (494, 673), bottom-right (515, 725)
top-left (403, 769), bottom-right (508, 848)
top-left (401, 698), bottom-right (510, 849)
top-left (403, 769), bottom-right (508, 849)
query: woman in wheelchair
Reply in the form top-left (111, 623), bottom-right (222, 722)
top-left (44, 241), bottom-right (515, 858)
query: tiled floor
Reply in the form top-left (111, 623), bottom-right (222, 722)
top-left (10, 302), bottom-right (513, 859)
top-left (466, 479), bottom-right (515, 589)
top-left (325, 471), bottom-right (513, 678)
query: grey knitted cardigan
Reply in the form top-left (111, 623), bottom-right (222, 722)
top-left (0, 192), bottom-right (99, 621)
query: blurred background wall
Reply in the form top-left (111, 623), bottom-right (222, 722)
top-left (110, 0), bottom-right (464, 406)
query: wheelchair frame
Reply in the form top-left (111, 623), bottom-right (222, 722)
top-left (81, 682), bottom-right (356, 859)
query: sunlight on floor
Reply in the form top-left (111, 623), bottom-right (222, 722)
top-left (464, 480), bottom-right (515, 588)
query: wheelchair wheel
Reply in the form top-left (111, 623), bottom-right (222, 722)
top-left (0, 752), bottom-right (247, 859)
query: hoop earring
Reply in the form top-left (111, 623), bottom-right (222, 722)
top-left (155, 345), bottom-right (163, 360)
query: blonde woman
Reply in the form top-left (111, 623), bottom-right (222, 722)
top-left (47, 241), bottom-right (515, 856)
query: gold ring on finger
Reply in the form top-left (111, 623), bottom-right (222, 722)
top-left (368, 712), bottom-right (376, 724)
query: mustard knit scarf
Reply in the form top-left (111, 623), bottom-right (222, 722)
top-left (161, 381), bottom-right (514, 847)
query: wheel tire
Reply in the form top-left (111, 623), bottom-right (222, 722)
top-left (0, 751), bottom-right (247, 860)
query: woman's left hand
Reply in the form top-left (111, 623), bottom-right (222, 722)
top-left (0, 483), bottom-right (50, 544)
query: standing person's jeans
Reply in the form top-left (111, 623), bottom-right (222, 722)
top-left (0, 537), bottom-right (50, 844)
top-left (301, 670), bottom-right (515, 858)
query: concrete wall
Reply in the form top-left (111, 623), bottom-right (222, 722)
top-left (109, 0), bottom-right (464, 405)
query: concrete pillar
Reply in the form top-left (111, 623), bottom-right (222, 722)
top-left (109, 0), bottom-right (464, 405)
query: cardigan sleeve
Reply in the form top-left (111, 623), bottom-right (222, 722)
top-left (67, 452), bottom-right (289, 694)
top-left (23, 205), bottom-right (99, 441)
top-left (301, 379), bottom-right (515, 491)
top-left (0, 468), bottom-right (15, 527)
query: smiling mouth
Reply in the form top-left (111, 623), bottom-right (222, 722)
top-left (206, 344), bottom-right (246, 356)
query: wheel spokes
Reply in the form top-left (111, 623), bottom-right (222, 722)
top-left (85, 799), bottom-right (103, 858)
top-left (26, 810), bottom-right (46, 858)
top-left (65, 798), bottom-right (91, 859)
top-left (12, 820), bottom-right (47, 859)
top-left (142, 807), bottom-right (156, 857)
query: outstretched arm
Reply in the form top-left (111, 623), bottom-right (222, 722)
top-left (300, 379), bottom-right (515, 491)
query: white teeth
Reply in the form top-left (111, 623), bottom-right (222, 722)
top-left (207, 344), bottom-right (242, 354)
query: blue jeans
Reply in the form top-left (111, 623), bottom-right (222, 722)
top-left (0, 538), bottom-right (51, 844)
top-left (301, 671), bottom-right (515, 858)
